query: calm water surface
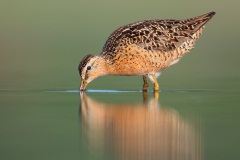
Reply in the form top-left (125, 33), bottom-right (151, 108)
top-left (1, 0), bottom-right (240, 160)
top-left (0, 90), bottom-right (239, 160)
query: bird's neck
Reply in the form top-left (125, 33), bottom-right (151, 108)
top-left (95, 56), bottom-right (109, 76)
top-left (99, 54), bottom-right (122, 75)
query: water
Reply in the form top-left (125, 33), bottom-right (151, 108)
top-left (1, 0), bottom-right (240, 159)
top-left (0, 90), bottom-right (239, 160)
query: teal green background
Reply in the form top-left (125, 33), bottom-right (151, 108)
top-left (1, 0), bottom-right (240, 160)
top-left (0, 0), bottom-right (239, 90)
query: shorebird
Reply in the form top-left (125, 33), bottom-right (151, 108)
top-left (78, 11), bottom-right (215, 91)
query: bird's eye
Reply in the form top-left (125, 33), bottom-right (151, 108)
top-left (87, 66), bottom-right (91, 70)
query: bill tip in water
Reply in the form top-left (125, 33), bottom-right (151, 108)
top-left (80, 79), bottom-right (88, 91)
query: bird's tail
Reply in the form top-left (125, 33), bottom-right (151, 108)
top-left (182, 11), bottom-right (216, 34)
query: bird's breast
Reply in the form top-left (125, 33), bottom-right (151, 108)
top-left (105, 44), bottom-right (175, 75)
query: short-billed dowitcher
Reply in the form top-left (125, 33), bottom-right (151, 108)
top-left (78, 11), bottom-right (216, 91)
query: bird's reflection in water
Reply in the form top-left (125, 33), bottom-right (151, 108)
top-left (79, 92), bottom-right (202, 160)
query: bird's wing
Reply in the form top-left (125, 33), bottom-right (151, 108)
top-left (101, 20), bottom-right (190, 56)
top-left (101, 12), bottom-right (215, 57)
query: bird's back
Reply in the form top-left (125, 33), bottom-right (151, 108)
top-left (101, 12), bottom-right (215, 75)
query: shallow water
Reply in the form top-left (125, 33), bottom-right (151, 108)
top-left (1, 0), bottom-right (240, 159)
top-left (0, 89), bottom-right (240, 160)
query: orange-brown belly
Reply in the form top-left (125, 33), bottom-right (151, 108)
top-left (106, 43), bottom-right (192, 75)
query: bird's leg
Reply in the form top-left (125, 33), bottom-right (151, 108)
top-left (142, 75), bottom-right (149, 91)
top-left (148, 74), bottom-right (159, 91)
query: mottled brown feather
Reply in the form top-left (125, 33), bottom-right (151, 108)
top-left (101, 12), bottom-right (215, 61)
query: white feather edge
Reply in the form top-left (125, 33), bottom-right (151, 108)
top-left (147, 72), bottom-right (161, 83)
top-left (155, 72), bottom-right (161, 78)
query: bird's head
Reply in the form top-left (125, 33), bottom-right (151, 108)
top-left (78, 54), bottom-right (107, 91)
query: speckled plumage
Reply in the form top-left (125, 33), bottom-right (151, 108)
top-left (78, 12), bottom-right (216, 91)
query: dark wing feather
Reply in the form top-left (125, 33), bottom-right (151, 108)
top-left (101, 19), bottom-right (189, 55)
top-left (102, 20), bottom-right (147, 52)
top-left (101, 12), bottom-right (215, 56)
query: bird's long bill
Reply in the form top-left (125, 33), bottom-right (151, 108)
top-left (80, 78), bottom-right (88, 91)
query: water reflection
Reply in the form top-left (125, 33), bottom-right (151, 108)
top-left (79, 92), bottom-right (202, 160)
